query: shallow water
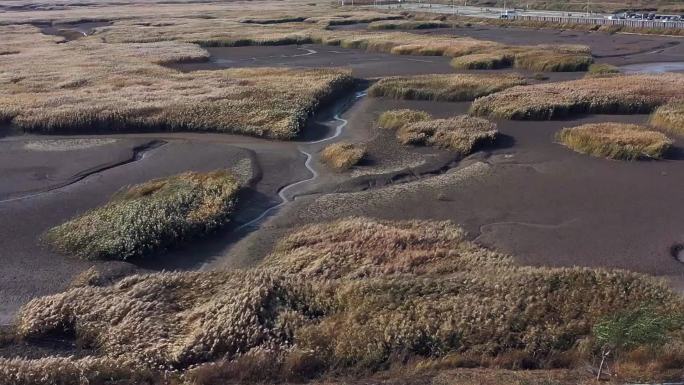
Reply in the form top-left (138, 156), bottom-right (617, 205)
top-left (620, 61), bottom-right (684, 74)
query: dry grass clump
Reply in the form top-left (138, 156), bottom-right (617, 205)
top-left (0, 357), bottom-right (155, 385)
top-left (586, 63), bottom-right (620, 77)
top-left (321, 142), bottom-right (366, 171)
top-left (17, 217), bottom-right (684, 380)
top-left (556, 123), bottom-right (673, 160)
top-left (262, 217), bottom-right (512, 279)
top-left (450, 52), bottom-right (513, 70)
top-left (471, 74), bottom-right (684, 120)
top-left (651, 99), bottom-right (684, 135)
top-left (45, 170), bottom-right (239, 260)
top-left (397, 115), bottom-right (498, 155)
top-left (368, 74), bottom-right (525, 102)
top-left (0, 25), bottom-right (353, 139)
top-left (368, 20), bottom-right (450, 30)
top-left (240, 16), bottom-right (306, 24)
top-left (304, 12), bottom-right (403, 26)
top-left (513, 50), bottom-right (593, 72)
top-left (377, 109), bottom-right (432, 130)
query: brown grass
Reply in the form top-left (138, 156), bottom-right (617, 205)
top-left (0, 357), bottom-right (156, 385)
top-left (651, 99), bottom-right (684, 135)
top-left (0, 25), bottom-right (353, 139)
top-left (556, 123), bottom-right (673, 160)
top-left (15, 217), bottom-right (683, 382)
top-left (321, 141), bottom-right (366, 171)
top-left (376, 109), bottom-right (432, 130)
top-left (368, 74), bottom-right (525, 102)
top-left (368, 20), bottom-right (451, 30)
top-left (45, 170), bottom-right (240, 260)
top-left (471, 74), bottom-right (684, 120)
top-left (450, 52), bottom-right (513, 70)
top-left (397, 115), bottom-right (498, 155)
top-left (513, 49), bottom-right (593, 72)
top-left (586, 63), bottom-right (621, 77)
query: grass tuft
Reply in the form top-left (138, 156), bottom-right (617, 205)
top-left (14, 217), bottom-right (684, 381)
top-left (651, 99), bottom-right (684, 135)
top-left (368, 20), bottom-right (450, 30)
top-left (556, 123), bottom-right (673, 160)
top-left (321, 141), bottom-right (366, 171)
top-left (45, 170), bottom-right (240, 260)
top-left (586, 63), bottom-right (621, 77)
top-left (471, 74), bottom-right (684, 120)
top-left (368, 74), bottom-right (525, 102)
top-left (377, 109), bottom-right (432, 130)
top-left (450, 52), bottom-right (513, 70)
top-left (397, 115), bottom-right (498, 155)
top-left (514, 50), bottom-right (593, 72)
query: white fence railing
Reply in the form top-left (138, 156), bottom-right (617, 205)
top-left (512, 15), bottom-right (684, 29)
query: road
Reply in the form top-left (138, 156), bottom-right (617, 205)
top-left (374, 3), bottom-right (615, 20)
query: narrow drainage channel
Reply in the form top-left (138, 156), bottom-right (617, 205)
top-left (234, 90), bottom-right (366, 231)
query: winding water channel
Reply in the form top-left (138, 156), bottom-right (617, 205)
top-left (235, 90), bottom-right (367, 231)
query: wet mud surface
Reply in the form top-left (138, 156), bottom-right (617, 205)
top-left (2, 25), bottom-right (684, 326)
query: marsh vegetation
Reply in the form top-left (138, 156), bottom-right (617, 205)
top-left (46, 170), bottom-right (240, 260)
top-left (321, 142), bottom-right (366, 171)
top-left (368, 74), bottom-right (525, 102)
top-left (471, 74), bottom-right (684, 120)
top-left (9, 218), bottom-right (684, 384)
top-left (556, 123), bottom-right (673, 160)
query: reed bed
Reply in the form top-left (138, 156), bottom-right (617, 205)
top-left (398, 115), bottom-right (498, 155)
top-left (450, 52), bottom-right (513, 70)
top-left (651, 100), bottom-right (684, 135)
top-left (513, 50), bottom-right (593, 72)
top-left (586, 63), bottom-right (621, 77)
top-left (368, 20), bottom-right (451, 30)
top-left (45, 170), bottom-right (240, 260)
top-left (0, 357), bottom-right (153, 385)
top-left (368, 74), bottom-right (525, 102)
top-left (556, 123), bottom-right (673, 160)
top-left (96, 20), bottom-right (592, 73)
top-left (15, 217), bottom-right (683, 381)
top-left (0, 25), bottom-right (353, 138)
top-left (240, 16), bottom-right (307, 24)
top-left (320, 142), bottom-right (366, 171)
top-left (471, 74), bottom-right (684, 120)
top-left (377, 109), bottom-right (432, 130)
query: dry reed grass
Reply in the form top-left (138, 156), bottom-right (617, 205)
top-left (556, 123), bottom-right (673, 160)
top-left (368, 74), bottom-right (525, 102)
top-left (15, 217), bottom-right (683, 382)
top-left (0, 25), bottom-right (353, 139)
top-left (368, 20), bottom-right (450, 30)
top-left (397, 115), bottom-right (498, 155)
top-left (471, 74), bottom-right (684, 120)
top-left (321, 142), bottom-right (366, 171)
top-left (377, 109), bottom-right (432, 130)
top-left (651, 99), bottom-right (684, 135)
top-left (0, 357), bottom-right (155, 385)
top-left (586, 63), bottom-right (620, 77)
top-left (450, 52), bottom-right (513, 70)
top-left (45, 170), bottom-right (240, 260)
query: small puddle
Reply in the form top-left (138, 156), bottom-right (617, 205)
top-left (620, 62), bottom-right (684, 74)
